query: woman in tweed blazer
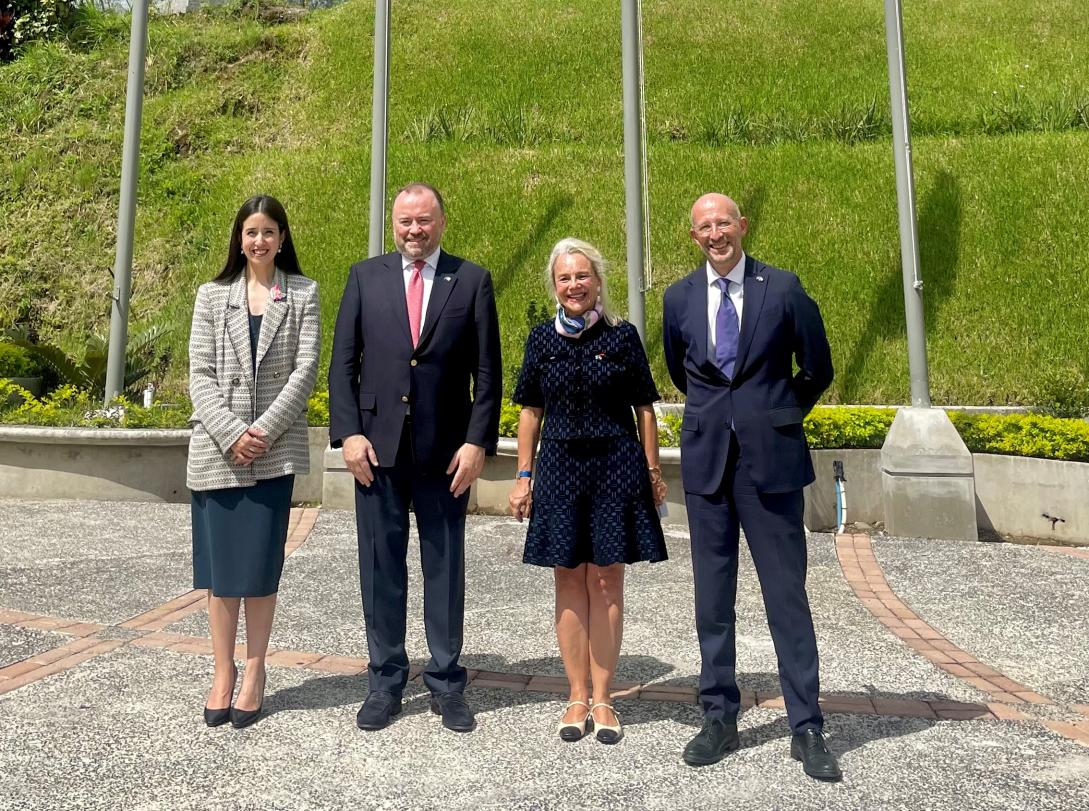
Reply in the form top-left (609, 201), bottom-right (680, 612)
top-left (188, 195), bottom-right (320, 729)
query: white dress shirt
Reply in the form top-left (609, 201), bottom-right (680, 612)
top-left (706, 252), bottom-right (746, 354)
top-left (401, 246), bottom-right (441, 332)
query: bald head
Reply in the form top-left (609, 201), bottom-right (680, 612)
top-left (689, 193), bottom-right (748, 275)
top-left (690, 193), bottom-right (741, 226)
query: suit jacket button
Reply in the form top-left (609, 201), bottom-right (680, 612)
top-left (231, 377), bottom-right (240, 386)
top-left (401, 395), bottom-right (409, 403)
top-left (410, 359), bottom-right (418, 367)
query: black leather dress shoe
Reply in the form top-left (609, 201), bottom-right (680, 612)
top-left (430, 692), bottom-right (475, 732)
top-left (356, 692), bottom-right (402, 730)
top-left (790, 729), bottom-right (842, 781)
top-left (682, 718), bottom-right (740, 766)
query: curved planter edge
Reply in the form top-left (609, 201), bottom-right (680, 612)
top-left (0, 425), bottom-right (328, 504)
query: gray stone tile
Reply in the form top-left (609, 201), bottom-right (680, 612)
top-left (0, 500), bottom-right (192, 625)
top-left (0, 624), bottom-right (67, 668)
top-left (0, 645), bottom-right (1084, 810)
top-left (875, 536), bottom-right (1089, 706)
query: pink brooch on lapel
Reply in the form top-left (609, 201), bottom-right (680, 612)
top-left (270, 284), bottom-right (287, 302)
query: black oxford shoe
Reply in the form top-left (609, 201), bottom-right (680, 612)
top-left (790, 729), bottom-right (842, 782)
top-left (356, 692), bottom-right (402, 730)
top-left (682, 718), bottom-right (740, 766)
top-left (430, 692), bottom-right (475, 732)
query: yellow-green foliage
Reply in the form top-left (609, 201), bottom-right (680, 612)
top-left (306, 389), bottom-right (329, 427)
top-left (803, 407), bottom-right (896, 449)
top-left (0, 382), bottom-right (191, 428)
top-left (949, 412), bottom-right (1089, 463)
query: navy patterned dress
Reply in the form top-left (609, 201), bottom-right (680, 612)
top-left (513, 319), bottom-right (667, 568)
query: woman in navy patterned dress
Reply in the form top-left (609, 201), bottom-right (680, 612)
top-left (508, 238), bottom-right (667, 745)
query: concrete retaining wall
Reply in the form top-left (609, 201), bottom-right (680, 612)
top-left (0, 426), bottom-right (327, 505)
top-left (3, 427), bottom-right (1087, 543)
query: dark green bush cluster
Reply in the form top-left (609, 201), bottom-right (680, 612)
top-left (1, 0), bottom-right (79, 61)
top-left (0, 342), bottom-right (41, 377)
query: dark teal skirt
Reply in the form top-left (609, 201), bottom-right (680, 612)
top-left (191, 475), bottom-right (294, 598)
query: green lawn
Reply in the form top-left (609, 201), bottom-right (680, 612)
top-left (2, 0), bottom-right (1087, 405)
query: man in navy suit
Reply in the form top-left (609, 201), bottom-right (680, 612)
top-left (663, 193), bottom-right (840, 780)
top-left (329, 183), bottom-right (501, 732)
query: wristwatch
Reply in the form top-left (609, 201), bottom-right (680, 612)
top-left (517, 470), bottom-right (533, 479)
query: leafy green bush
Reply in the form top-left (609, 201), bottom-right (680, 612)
top-left (0, 382), bottom-right (191, 428)
top-left (1, 0), bottom-right (79, 60)
top-left (3, 325), bottom-right (172, 398)
top-left (498, 400), bottom-right (520, 439)
top-left (307, 389), bottom-right (329, 426)
top-left (803, 407), bottom-right (896, 450)
top-left (0, 342), bottom-right (41, 377)
top-left (949, 412), bottom-right (1089, 463)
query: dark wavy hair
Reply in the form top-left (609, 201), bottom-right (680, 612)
top-left (213, 195), bottom-right (303, 282)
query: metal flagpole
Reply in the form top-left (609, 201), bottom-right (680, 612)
top-left (620, 0), bottom-right (647, 341)
top-left (368, 0), bottom-right (392, 258)
top-left (883, 0), bottom-right (931, 407)
top-left (104, 0), bottom-right (150, 405)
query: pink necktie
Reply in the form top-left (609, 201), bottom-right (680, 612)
top-left (407, 259), bottom-right (424, 347)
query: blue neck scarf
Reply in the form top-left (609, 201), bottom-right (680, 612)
top-left (555, 303), bottom-right (603, 339)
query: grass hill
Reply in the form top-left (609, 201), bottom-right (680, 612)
top-left (2, 0), bottom-right (1088, 406)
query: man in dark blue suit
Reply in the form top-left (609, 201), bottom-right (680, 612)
top-left (329, 183), bottom-right (501, 733)
top-left (663, 193), bottom-right (840, 780)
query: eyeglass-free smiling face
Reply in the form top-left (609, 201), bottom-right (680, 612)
top-left (392, 188), bottom-right (446, 260)
top-left (690, 193), bottom-right (748, 276)
top-left (553, 252), bottom-right (601, 318)
top-left (240, 213), bottom-right (282, 270)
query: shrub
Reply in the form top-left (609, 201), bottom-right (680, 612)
top-left (0, 382), bottom-right (191, 428)
top-left (498, 400), bottom-right (520, 438)
top-left (307, 389), bottom-right (329, 426)
top-left (803, 407), bottom-right (896, 450)
top-left (0, 342), bottom-right (41, 377)
top-left (3, 325), bottom-right (172, 398)
top-left (949, 412), bottom-right (1089, 463)
top-left (1, 0), bottom-right (79, 60)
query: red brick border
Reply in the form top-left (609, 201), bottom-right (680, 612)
top-left (835, 533), bottom-right (1049, 714)
top-left (4, 515), bottom-right (1088, 747)
top-left (1040, 545), bottom-right (1089, 562)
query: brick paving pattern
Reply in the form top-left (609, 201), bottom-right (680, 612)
top-left (2, 512), bottom-right (1088, 749)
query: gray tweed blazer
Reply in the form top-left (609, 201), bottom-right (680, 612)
top-left (186, 268), bottom-right (320, 491)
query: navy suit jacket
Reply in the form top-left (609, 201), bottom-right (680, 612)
top-left (328, 249), bottom-right (502, 473)
top-left (662, 255), bottom-right (833, 495)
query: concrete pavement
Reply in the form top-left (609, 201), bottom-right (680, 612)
top-left (1, 500), bottom-right (1087, 809)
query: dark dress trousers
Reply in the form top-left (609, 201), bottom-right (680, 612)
top-left (329, 250), bottom-right (501, 698)
top-left (662, 255), bottom-right (833, 733)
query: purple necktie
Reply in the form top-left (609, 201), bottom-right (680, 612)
top-left (715, 277), bottom-right (739, 379)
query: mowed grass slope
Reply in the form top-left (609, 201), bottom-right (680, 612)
top-left (2, 0), bottom-right (1087, 405)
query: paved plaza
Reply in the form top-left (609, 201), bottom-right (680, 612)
top-left (1, 500), bottom-right (1088, 810)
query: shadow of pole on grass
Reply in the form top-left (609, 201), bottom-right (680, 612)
top-left (492, 194), bottom-right (574, 297)
top-left (837, 168), bottom-right (961, 403)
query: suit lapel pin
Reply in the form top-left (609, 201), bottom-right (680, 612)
top-left (443, 275), bottom-right (452, 281)
top-left (755, 275), bottom-right (764, 282)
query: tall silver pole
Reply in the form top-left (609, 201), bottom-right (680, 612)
top-left (104, 0), bottom-right (150, 405)
top-left (620, 0), bottom-right (646, 340)
top-left (368, 0), bottom-right (392, 258)
top-left (884, 0), bottom-right (931, 407)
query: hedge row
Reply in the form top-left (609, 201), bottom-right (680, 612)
top-left (2, 383), bottom-right (1088, 463)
